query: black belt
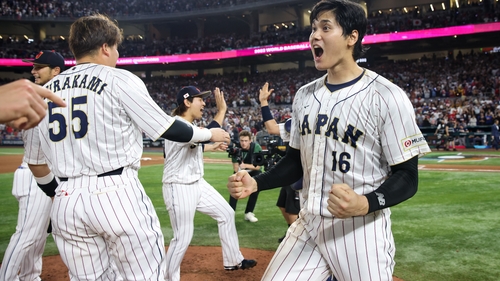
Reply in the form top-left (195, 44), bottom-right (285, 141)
top-left (59, 167), bottom-right (124, 182)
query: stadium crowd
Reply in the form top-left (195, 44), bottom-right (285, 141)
top-left (0, 1), bottom-right (499, 59)
top-left (1, 50), bottom-right (500, 147)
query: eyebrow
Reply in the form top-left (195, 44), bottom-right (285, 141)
top-left (313, 19), bottom-right (333, 25)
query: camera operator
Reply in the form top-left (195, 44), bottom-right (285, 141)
top-left (228, 130), bottom-right (262, 223)
top-left (259, 82), bottom-right (301, 243)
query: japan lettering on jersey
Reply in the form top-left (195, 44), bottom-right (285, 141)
top-left (27, 63), bottom-right (175, 177)
top-left (290, 69), bottom-right (431, 217)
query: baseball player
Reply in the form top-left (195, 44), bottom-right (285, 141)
top-left (163, 86), bottom-right (256, 281)
top-left (258, 82), bottom-right (300, 243)
top-left (23, 14), bottom-right (229, 281)
top-left (0, 50), bottom-right (64, 281)
top-left (227, 1), bottom-right (431, 281)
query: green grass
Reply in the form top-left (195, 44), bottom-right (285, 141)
top-left (1, 148), bottom-right (500, 280)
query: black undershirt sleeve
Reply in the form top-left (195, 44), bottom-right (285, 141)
top-left (365, 155), bottom-right (419, 213)
top-left (160, 119), bottom-right (193, 142)
top-left (254, 147), bottom-right (303, 191)
top-left (205, 120), bottom-right (220, 129)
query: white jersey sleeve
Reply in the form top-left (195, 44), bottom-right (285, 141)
top-left (22, 127), bottom-right (46, 165)
top-left (278, 123), bottom-right (290, 142)
top-left (115, 69), bottom-right (173, 141)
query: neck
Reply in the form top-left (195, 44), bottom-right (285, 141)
top-left (180, 113), bottom-right (194, 123)
top-left (326, 64), bottom-right (363, 85)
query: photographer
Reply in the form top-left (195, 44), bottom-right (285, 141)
top-left (259, 82), bottom-right (301, 243)
top-left (228, 130), bottom-right (262, 223)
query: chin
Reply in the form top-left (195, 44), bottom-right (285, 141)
top-left (314, 62), bottom-right (328, 72)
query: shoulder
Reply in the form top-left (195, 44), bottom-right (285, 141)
top-left (113, 68), bottom-right (144, 83)
top-left (365, 69), bottom-right (405, 95)
top-left (254, 142), bottom-right (262, 150)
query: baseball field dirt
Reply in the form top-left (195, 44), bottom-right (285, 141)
top-left (2, 152), bottom-right (498, 281)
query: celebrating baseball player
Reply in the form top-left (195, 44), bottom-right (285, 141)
top-left (163, 86), bottom-right (256, 281)
top-left (23, 14), bottom-right (229, 281)
top-left (0, 50), bottom-right (65, 281)
top-left (227, 1), bottom-right (431, 281)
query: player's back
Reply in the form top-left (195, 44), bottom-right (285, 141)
top-left (39, 63), bottom-right (151, 177)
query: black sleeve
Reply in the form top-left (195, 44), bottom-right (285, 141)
top-left (254, 147), bottom-right (303, 191)
top-left (364, 156), bottom-right (419, 213)
top-left (160, 119), bottom-right (193, 142)
top-left (206, 120), bottom-right (221, 129)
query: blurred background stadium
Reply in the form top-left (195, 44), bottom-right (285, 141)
top-left (0, 0), bottom-right (499, 149)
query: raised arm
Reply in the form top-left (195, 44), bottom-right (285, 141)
top-left (212, 87), bottom-right (227, 127)
top-left (259, 82), bottom-right (280, 135)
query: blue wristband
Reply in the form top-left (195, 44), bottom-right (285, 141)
top-left (261, 106), bottom-right (274, 122)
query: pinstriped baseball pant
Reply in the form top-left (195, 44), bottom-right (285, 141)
top-left (51, 168), bottom-right (165, 281)
top-left (0, 167), bottom-right (52, 281)
top-left (262, 209), bottom-right (395, 281)
top-left (163, 178), bottom-right (244, 281)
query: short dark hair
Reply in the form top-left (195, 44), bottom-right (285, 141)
top-left (69, 14), bottom-right (123, 59)
top-left (309, 0), bottom-right (368, 60)
top-left (172, 97), bottom-right (193, 116)
top-left (239, 130), bottom-right (252, 139)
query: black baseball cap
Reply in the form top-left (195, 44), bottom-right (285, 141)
top-left (22, 50), bottom-right (65, 70)
top-left (176, 86), bottom-right (211, 105)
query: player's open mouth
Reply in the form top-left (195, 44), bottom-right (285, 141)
top-left (313, 46), bottom-right (324, 58)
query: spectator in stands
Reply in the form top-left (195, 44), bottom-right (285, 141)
top-left (468, 114), bottom-right (478, 127)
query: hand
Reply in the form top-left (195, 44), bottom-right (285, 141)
top-left (259, 82), bottom-right (274, 106)
top-left (212, 142), bottom-right (228, 152)
top-left (327, 183), bottom-right (369, 219)
top-left (227, 170), bottom-right (258, 199)
top-left (0, 79), bottom-right (66, 129)
top-left (213, 87), bottom-right (227, 113)
top-left (209, 128), bottom-right (230, 143)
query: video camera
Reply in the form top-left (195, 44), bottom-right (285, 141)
top-left (251, 138), bottom-right (287, 171)
top-left (226, 140), bottom-right (242, 163)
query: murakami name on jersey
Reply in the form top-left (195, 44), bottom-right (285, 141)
top-left (300, 115), bottom-right (365, 148)
top-left (45, 74), bottom-right (108, 95)
top-left (401, 134), bottom-right (427, 151)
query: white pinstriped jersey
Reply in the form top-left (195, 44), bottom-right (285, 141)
top-left (23, 128), bottom-right (46, 165)
top-left (162, 116), bottom-right (204, 184)
top-left (290, 69), bottom-right (431, 218)
top-left (24, 63), bottom-right (174, 177)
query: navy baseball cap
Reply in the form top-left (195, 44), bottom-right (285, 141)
top-left (22, 50), bottom-right (65, 70)
top-left (176, 86), bottom-right (211, 105)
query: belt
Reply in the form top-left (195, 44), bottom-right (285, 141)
top-left (59, 167), bottom-right (124, 182)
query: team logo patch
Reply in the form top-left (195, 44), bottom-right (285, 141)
top-left (401, 134), bottom-right (427, 151)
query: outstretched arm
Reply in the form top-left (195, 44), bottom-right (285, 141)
top-left (212, 87), bottom-right (227, 127)
top-left (259, 82), bottom-right (280, 135)
top-left (227, 147), bottom-right (303, 200)
top-left (1, 79), bottom-right (66, 129)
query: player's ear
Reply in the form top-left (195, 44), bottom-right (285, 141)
top-left (101, 43), bottom-right (111, 57)
top-left (347, 30), bottom-right (359, 47)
